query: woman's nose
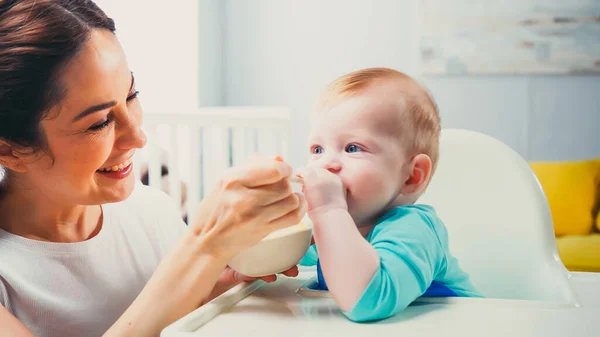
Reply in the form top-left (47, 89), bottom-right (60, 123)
top-left (117, 122), bottom-right (147, 150)
top-left (131, 126), bottom-right (147, 149)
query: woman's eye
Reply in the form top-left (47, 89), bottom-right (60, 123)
top-left (127, 90), bottom-right (140, 102)
top-left (312, 146), bottom-right (324, 154)
top-left (346, 144), bottom-right (362, 153)
top-left (89, 116), bottom-right (113, 131)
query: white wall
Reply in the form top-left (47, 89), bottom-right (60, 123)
top-left (198, 0), bottom-right (225, 106)
top-left (224, 0), bottom-right (420, 167)
top-left (426, 76), bottom-right (600, 162)
top-left (97, 0), bottom-right (600, 168)
top-left (96, 1), bottom-right (226, 185)
top-left (223, 0), bottom-right (600, 168)
top-left (96, 0), bottom-right (202, 112)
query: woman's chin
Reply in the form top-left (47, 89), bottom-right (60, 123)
top-left (96, 174), bottom-right (136, 203)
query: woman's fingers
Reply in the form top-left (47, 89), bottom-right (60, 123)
top-left (258, 192), bottom-right (300, 222)
top-left (265, 193), bottom-right (307, 230)
top-left (224, 159), bottom-right (292, 188)
top-left (258, 275), bottom-right (278, 283)
top-left (254, 266), bottom-right (300, 283)
top-left (190, 155), bottom-right (305, 260)
top-left (281, 266), bottom-right (299, 277)
top-left (250, 179), bottom-right (293, 206)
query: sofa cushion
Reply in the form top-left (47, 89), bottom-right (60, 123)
top-left (530, 159), bottom-right (600, 236)
top-left (556, 234), bottom-right (600, 272)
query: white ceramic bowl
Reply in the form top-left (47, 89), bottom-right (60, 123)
top-left (229, 218), bottom-right (313, 277)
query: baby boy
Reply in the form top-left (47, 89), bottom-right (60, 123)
top-left (297, 67), bottom-right (482, 323)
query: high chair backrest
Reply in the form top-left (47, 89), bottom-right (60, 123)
top-left (417, 129), bottom-right (577, 304)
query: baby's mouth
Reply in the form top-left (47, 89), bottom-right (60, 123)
top-left (96, 158), bottom-right (133, 172)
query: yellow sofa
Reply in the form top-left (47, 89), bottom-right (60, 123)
top-left (530, 159), bottom-right (600, 272)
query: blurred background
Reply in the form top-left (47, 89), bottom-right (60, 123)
top-left (95, 0), bottom-right (600, 271)
top-left (97, 0), bottom-right (599, 167)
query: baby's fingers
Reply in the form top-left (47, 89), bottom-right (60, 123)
top-left (295, 167), bottom-right (318, 185)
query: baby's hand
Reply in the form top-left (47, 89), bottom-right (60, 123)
top-left (296, 167), bottom-right (347, 216)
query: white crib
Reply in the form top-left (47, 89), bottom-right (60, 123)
top-left (135, 107), bottom-right (291, 222)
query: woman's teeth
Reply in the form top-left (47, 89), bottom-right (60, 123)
top-left (97, 159), bottom-right (132, 172)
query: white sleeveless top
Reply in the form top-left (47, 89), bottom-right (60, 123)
top-left (0, 183), bottom-right (187, 337)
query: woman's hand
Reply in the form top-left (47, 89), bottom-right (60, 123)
top-left (204, 265), bottom-right (300, 304)
top-left (219, 265), bottom-right (299, 284)
top-left (104, 155), bottom-right (306, 337)
top-left (190, 154), bottom-right (307, 261)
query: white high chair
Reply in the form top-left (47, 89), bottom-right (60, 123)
top-left (417, 129), bottom-right (576, 303)
top-left (160, 129), bottom-right (598, 337)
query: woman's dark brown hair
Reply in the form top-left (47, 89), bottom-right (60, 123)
top-left (0, 0), bottom-right (115, 149)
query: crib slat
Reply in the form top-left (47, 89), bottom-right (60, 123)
top-left (278, 130), bottom-right (289, 161)
top-left (202, 126), bottom-right (229, 196)
top-left (248, 128), bottom-right (258, 157)
top-left (168, 125), bottom-right (182, 211)
top-left (187, 128), bottom-right (201, 223)
top-left (257, 128), bottom-right (278, 157)
top-left (148, 124), bottom-right (162, 191)
top-left (232, 127), bottom-right (248, 166)
top-left (141, 108), bottom-right (291, 224)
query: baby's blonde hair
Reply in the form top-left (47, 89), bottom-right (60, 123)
top-left (317, 67), bottom-right (441, 172)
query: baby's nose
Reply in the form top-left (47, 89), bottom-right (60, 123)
top-left (324, 160), bottom-right (342, 173)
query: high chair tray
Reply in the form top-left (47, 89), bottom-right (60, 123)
top-left (161, 268), bottom-right (597, 337)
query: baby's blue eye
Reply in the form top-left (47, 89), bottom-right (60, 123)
top-left (346, 144), bottom-right (361, 153)
top-left (312, 146), bottom-right (324, 154)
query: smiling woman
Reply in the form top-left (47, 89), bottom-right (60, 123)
top-left (2, 27), bottom-right (146, 205)
top-left (0, 1), bottom-right (305, 337)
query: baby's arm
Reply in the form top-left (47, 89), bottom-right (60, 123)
top-left (297, 167), bottom-right (380, 310)
top-left (310, 208), bottom-right (380, 311)
top-left (314, 208), bottom-right (446, 322)
top-left (298, 166), bottom-right (444, 322)
top-left (341, 210), bottom-right (444, 322)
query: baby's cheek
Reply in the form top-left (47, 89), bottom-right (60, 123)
top-left (350, 169), bottom-right (388, 198)
top-left (305, 159), bottom-right (320, 169)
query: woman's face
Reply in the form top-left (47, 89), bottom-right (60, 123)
top-left (18, 29), bottom-right (147, 205)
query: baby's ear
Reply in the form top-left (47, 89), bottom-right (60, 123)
top-left (401, 154), bottom-right (432, 196)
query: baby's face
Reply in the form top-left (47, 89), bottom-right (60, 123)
top-left (308, 90), bottom-right (409, 226)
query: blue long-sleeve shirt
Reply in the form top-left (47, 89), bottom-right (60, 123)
top-left (300, 204), bottom-right (482, 322)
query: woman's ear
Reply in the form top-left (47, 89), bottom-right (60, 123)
top-left (401, 154), bottom-right (432, 196)
top-left (0, 140), bottom-right (30, 173)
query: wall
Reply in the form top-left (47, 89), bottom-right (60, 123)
top-left (198, 0), bottom-right (226, 106)
top-left (222, 0), bottom-right (600, 168)
top-left (427, 76), bottom-right (600, 162)
top-left (96, 1), bottom-right (226, 183)
top-left (96, 0), bottom-right (202, 111)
